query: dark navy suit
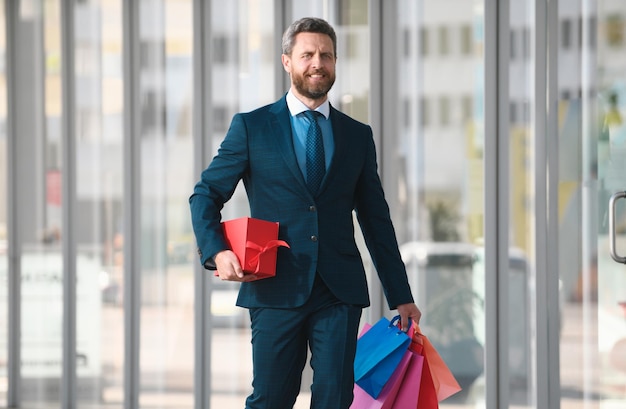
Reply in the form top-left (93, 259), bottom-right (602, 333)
top-left (190, 95), bottom-right (414, 408)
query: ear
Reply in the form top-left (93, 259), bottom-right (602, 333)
top-left (281, 54), bottom-right (291, 73)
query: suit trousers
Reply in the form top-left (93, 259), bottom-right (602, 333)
top-left (245, 275), bottom-right (362, 409)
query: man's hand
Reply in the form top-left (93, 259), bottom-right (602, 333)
top-left (397, 303), bottom-right (422, 332)
top-left (214, 250), bottom-right (258, 282)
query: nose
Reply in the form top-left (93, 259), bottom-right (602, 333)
top-left (310, 52), bottom-right (321, 67)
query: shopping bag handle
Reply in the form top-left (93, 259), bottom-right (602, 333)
top-left (389, 315), bottom-right (415, 334)
top-left (410, 322), bottom-right (426, 352)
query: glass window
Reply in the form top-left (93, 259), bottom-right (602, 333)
top-left (212, 35), bottom-right (230, 64)
top-left (440, 96), bottom-right (451, 126)
top-left (420, 96), bottom-right (430, 127)
top-left (510, 29), bottom-right (517, 60)
top-left (461, 95), bottom-right (473, 123)
top-left (393, 1), bottom-right (486, 406)
top-left (439, 26), bottom-right (449, 55)
top-left (334, 0), bottom-right (370, 122)
top-left (74, 1), bottom-right (125, 406)
top-left (509, 1), bottom-right (542, 406)
top-left (510, 101), bottom-right (518, 125)
top-left (461, 24), bottom-right (473, 55)
top-left (403, 28), bottom-right (412, 58)
top-left (403, 98), bottom-right (412, 128)
top-left (137, 0), bottom-right (195, 407)
top-left (562, 1), bottom-right (626, 408)
top-left (420, 27), bottom-right (429, 56)
top-left (523, 27), bottom-right (531, 59)
top-left (562, 19), bottom-right (572, 49)
top-left (578, 17), bottom-right (583, 48)
top-left (207, 1), bottom-right (277, 407)
top-left (589, 16), bottom-right (597, 48)
top-left (605, 14), bottom-right (624, 47)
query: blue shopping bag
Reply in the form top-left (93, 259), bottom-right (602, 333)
top-left (354, 316), bottom-right (412, 398)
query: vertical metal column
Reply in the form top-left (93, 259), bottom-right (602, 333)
top-left (368, 0), bottom-right (382, 156)
top-left (275, 0), bottom-right (289, 98)
top-left (534, 0), bottom-right (554, 407)
top-left (60, 0), bottom-right (77, 407)
top-left (5, 0), bottom-right (20, 404)
top-left (192, 0), bottom-right (212, 408)
top-left (123, 1), bottom-right (141, 408)
top-left (368, 0), bottom-right (386, 319)
top-left (484, 0), bottom-right (511, 407)
top-left (6, 0), bottom-right (49, 406)
top-left (546, 0), bottom-right (561, 407)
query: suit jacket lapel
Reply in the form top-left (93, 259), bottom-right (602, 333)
top-left (319, 106), bottom-right (348, 195)
top-left (268, 97), bottom-right (309, 192)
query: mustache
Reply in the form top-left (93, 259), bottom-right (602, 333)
top-left (307, 69), bottom-right (328, 76)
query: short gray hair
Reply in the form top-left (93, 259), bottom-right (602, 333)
top-left (281, 17), bottom-right (337, 57)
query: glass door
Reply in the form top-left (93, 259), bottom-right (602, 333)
top-left (594, 1), bottom-right (626, 406)
top-left (560, 1), bottom-right (626, 408)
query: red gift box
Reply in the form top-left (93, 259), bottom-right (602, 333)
top-left (216, 217), bottom-right (290, 279)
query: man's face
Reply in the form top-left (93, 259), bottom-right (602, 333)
top-left (282, 32), bottom-right (336, 103)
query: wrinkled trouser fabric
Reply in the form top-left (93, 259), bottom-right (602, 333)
top-left (245, 275), bottom-right (362, 409)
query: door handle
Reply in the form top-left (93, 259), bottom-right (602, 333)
top-left (609, 191), bottom-right (626, 264)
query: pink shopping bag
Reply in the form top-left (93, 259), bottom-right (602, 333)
top-left (388, 350), bottom-right (423, 408)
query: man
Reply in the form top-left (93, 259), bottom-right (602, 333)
top-left (190, 17), bottom-right (421, 409)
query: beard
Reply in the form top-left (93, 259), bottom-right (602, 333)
top-left (291, 70), bottom-right (336, 100)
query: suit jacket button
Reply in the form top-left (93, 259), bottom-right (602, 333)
top-left (309, 205), bottom-right (316, 212)
top-left (310, 235), bottom-right (318, 242)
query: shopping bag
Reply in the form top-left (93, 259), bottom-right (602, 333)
top-left (415, 351), bottom-right (439, 408)
top-left (412, 325), bottom-right (462, 402)
top-left (388, 349), bottom-right (423, 408)
top-left (351, 321), bottom-right (424, 409)
top-left (354, 316), bottom-right (412, 398)
top-left (350, 349), bottom-right (412, 409)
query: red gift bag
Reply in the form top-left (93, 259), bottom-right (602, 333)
top-left (414, 350), bottom-right (439, 408)
top-left (216, 217), bottom-right (289, 279)
top-left (411, 325), bottom-right (462, 404)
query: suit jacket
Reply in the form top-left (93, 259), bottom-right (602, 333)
top-left (189, 95), bottom-right (414, 310)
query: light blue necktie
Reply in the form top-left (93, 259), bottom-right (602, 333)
top-left (303, 110), bottom-right (325, 194)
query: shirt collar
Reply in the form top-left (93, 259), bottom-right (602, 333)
top-left (286, 89), bottom-right (330, 119)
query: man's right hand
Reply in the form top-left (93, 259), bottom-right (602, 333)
top-left (214, 250), bottom-right (258, 282)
